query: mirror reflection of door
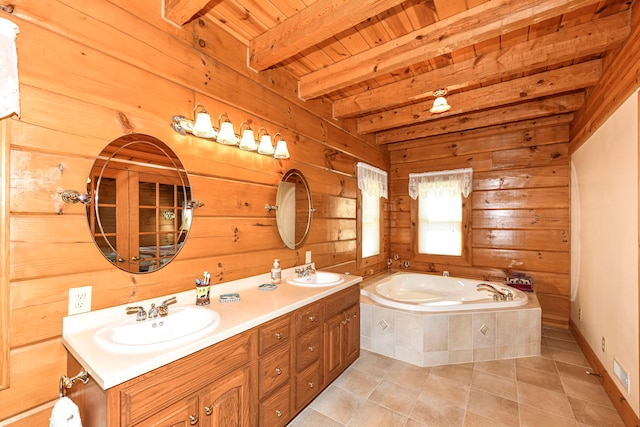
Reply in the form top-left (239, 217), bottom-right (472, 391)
top-left (86, 135), bottom-right (191, 273)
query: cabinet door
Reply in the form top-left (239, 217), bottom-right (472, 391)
top-left (200, 366), bottom-right (252, 427)
top-left (323, 312), bottom-right (344, 385)
top-left (344, 304), bottom-right (360, 365)
top-left (132, 395), bottom-right (198, 427)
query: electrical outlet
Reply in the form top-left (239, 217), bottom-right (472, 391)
top-left (578, 308), bottom-right (582, 321)
top-left (68, 286), bottom-right (92, 315)
top-left (601, 336), bottom-right (606, 353)
top-left (305, 251), bottom-right (312, 264)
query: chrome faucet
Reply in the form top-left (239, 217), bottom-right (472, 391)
top-left (295, 265), bottom-right (316, 277)
top-left (477, 283), bottom-right (513, 301)
top-left (126, 296), bottom-right (177, 321)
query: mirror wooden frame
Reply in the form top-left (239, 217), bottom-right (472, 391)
top-left (87, 134), bottom-right (193, 274)
top-left (1, 119), bottom-right (10, 390)
top-left (275, 169), bottom-right (313, 249)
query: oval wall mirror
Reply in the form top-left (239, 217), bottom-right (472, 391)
top-left (86, 134), bottom-right (193, 273)
top-left (275, 169), bottom-right (313, 249)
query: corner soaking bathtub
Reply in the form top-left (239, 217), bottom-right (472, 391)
top-left (361, 272), bottom-right (528, 312)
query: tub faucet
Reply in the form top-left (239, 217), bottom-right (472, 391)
top-left (295, 265), bottom-right (316, 277)
top-left (477, 283), bottom-right (513, 301)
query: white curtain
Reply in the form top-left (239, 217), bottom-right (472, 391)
top-left (408, 168), bottom-right (473, 200)
top-left (357, 162), bottom-right (388, 199)
top-left (0, 18), bottom-right (19, 119)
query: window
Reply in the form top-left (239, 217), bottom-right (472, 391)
top-left (409, 168), bottom-right (473, 262)
top-left (357, 162), bottom-right (388, 261)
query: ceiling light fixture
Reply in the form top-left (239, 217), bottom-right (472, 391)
top-left (430, 88), bottom-right (451, 114)
top-left (171, 106), bottom-right (290, 159)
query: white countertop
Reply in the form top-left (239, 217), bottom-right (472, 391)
top-left (62, 265), bottom-right (362, 389)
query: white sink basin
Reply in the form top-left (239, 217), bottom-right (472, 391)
top-left (286, 271), bottom-right (345, 287)
top-left (93, 306), bottom-right (220, 353)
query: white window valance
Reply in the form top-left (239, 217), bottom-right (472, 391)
top-left (408, 168), bottom-right (473, 200)
top-left (357, 162), bottom-right (388, 199)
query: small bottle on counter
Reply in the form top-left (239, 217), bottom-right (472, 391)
top-left (271, 259), bottom-right (281, 284)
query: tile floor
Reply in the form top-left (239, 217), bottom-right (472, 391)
top-left (289, 327), bottom-right (626, 426)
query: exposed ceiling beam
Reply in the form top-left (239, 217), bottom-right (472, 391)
top-left (164, 0), bottom-right (209, 26)
top-left (334, 11), bottom-right (628, 119)
top-left (249, 0), bottom-right (407, 71)
top-left (299, 0), bottom-right (603, 100)
top-left (376, 93), bottom-right (585, 144)
top-left (357, 59), bottom-right (602, 134)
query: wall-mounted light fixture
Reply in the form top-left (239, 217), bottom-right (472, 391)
top-left (430, 88), bottom-right (451, 114)
top-left (171, 106), bottom-right (290, 159)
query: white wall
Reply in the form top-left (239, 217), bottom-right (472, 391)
top-left (571, 90), bottom-right (639, 416)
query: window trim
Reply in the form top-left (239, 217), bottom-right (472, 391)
top-left (357, 190), bottom-right (386, 269)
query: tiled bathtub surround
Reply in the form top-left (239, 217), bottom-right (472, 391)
top-left (360, 293), bottom-right (541, 367)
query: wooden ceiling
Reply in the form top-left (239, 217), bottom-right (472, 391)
top-left (165, 0), bottom-right (632, 145)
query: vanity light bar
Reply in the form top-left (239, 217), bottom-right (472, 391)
top-left (170, 105), bottom-right (290, 160)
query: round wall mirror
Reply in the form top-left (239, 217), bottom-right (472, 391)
top-left (275, 169), bottom-right (313, 249)
top-left (86, 134), bottom-right (193, 273)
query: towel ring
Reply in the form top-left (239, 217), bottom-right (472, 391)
top-left (59, 369), bottom-right (90, 398)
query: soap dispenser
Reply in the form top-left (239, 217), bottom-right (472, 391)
top-left (271, 259), bottom-right (281, 284)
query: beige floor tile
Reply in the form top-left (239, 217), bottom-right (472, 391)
top-left (384, 360), bottom-right (431, 391)
top-left (308, 385), bottom-right (364, 424)
top-left (421, 373), bottom-right (471, 408)
top-left (555, 361), bottom-right (614, 408)
top-left (404, 418), bottom-right (430, 427)
top-left (351, 350), bottom-right (395, 380)
top-left (463, 410), bottom-right (513, 427)
top-left (546, 337), bottom-right (582, 353)
top-left (368, 379), bottom-right (419, 416)
top-left (516, 365), bottom-right (565, 393)
top-left (473, 359), bottom-right (517, 380)
top-left (466, 387), bottom-right (519, 427)
top-left (345, 400), bottom-right (407, 427)
top-left (518, 404), bottom-right (578, 427)
top-left (569, 396), bottom-right (626, 427)
top-left (333, 365), bottom-right (382, 398)
top-left (287, 407), bottom-right (345, 427)
top-left (411, 393), bottom-right (466, 427)
top-left (543, 327), bottom-right (577, 342)
top-left (471, 370), bottom-right (518, 401)
top-left (516, 355), bottom-right (559, 374)
top-left (549, 347), bottom-right (591, 368)
top-left (430, 362), bottom-right (474, 385)
top-left (517, 381), bottom-right (574, 419)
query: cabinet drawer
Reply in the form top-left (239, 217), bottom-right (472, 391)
top-left (325, 285), bottom-right (359, 318)
top-left (259, 345), bottom-right (290, 399)
top-left (295, 301), bottom-right (321, 335)
top-left (259, 383), bottom-right (291, 427)
top-left (296, 362), bottom-right (320, 410)
top-left (259, 315), bottom-right (291, 355)
top-left (296, 327), bottom-right (320, 372)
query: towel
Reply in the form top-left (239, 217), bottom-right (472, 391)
top-left (0, 17), bottom-right (19, 119)
top-left (50, 397), bottom-right (83, 427)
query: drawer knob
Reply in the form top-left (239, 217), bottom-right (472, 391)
top-left (308, 346), bottom-right (315, 352)
top-left (308, 381), bottom-right (314, 388)
top-left (275, 367), bottom-right (282, 375)
top-left (275, 409), bottom-right (282, 417)
top-left (275, 332), bottom-right (282, 340)
top-left (308, 315), bottom-right (316, 322)
top-left (204, 406), bottom-right (213, 416)
top-left (341, 320), bottom-right (347, 325)
top-left (189, 415), bottom-right (198, 425)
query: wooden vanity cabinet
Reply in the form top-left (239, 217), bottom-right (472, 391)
top-left (324, 285), bottom-right (360, 385)
top-left (67, 284), bottom-right (361, 427)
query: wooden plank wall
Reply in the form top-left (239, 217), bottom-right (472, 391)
top-left (0, 1), bottom-right (388, 424)
top-left (388, 115), bottom-right (571, 327)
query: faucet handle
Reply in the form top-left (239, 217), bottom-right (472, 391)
top-left (126, 306), bottom-right (147, 321)
top-left (159, 296), bottom-right (177, 317)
